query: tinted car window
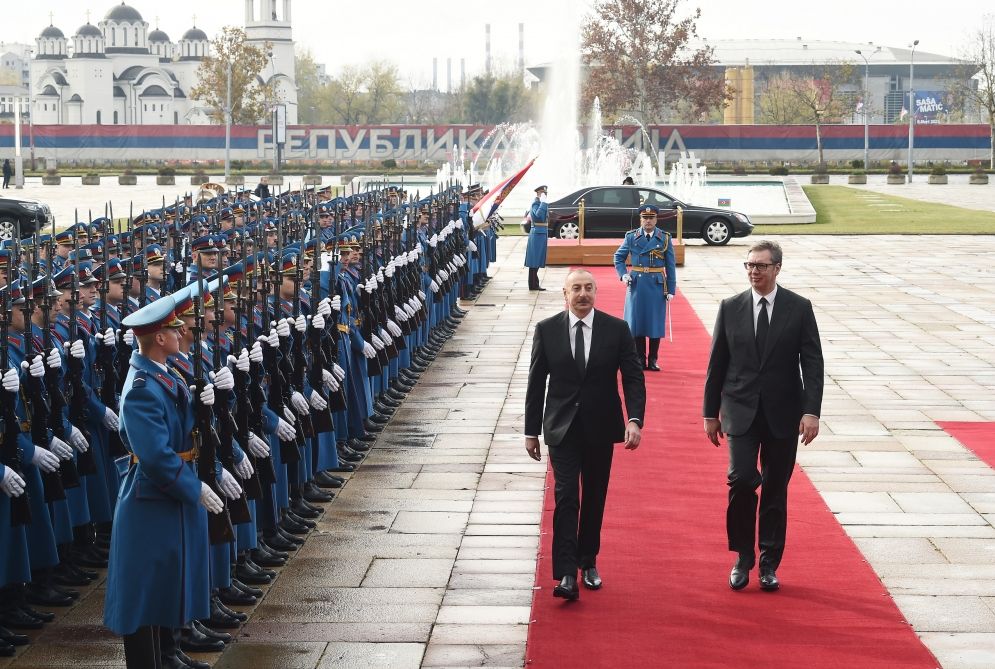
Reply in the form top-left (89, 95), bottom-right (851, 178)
top-left (638, 189), bottom-right (676, 207)
top-left (586, 188), bottom-right (637, 207)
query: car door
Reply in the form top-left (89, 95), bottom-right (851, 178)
top-left (582, 188), bottom-right (637, 237)
top-left (638, 189), bottom-right (680, 235)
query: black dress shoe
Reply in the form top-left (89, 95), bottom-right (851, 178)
top-left (192, 619), bottom-right (232, 643)
top-left (250, 547), bottom-right (286, 568)
top-left (176, 648), bottom-right (212, 669)
top-left (241, 557), bottom-right (276, 580)
top-left (357, 432), bottom-right (378, 443)
top-left (180, 624), bottom-right (226, 653)
top-left (231, 578), bottom-right (263, 598)
top-left (25, 583), bottom-right (74, 607)
top-left (303, 484), bottom-right (335, 502)
top-left (581, 567), bottom-right (602, 590)
top-left (286, 510), bottom-right (316, 529)
top-left (647, 359), bottom-right (661, 372)
top-left (218, 585), bottom-right (256, 606)
top-left (552, 575), bottom-right (579, 601)
top-left (71, 546), bottom-right (108, 569)
top-left (346, 439), bottom-right (371, 453)
top-left (729, 553), bottom-right (754, 591)
top-left (276, 527), bottom-right (305, 546)
top-left (214, 598), bottom-right (247, 622)
top-left (293, 498), bottom-right (324, 516)
top-left (50, 584), bottom-right (80, 600)
top-left (53, 566), bottom-right (91, 588)
top-left (18, 605), bottom-right (54, 623)
top-left (202, 607), bottom-right (240, 630)
top-left (0, 625), bottom-right (30, 646)
top-left (759, 566), bottom-right (780, 591)
top-left (280, 514), bottom-right (310, 536)
top-left (235, 562), bottom-right (273, 584)
top-left (364, 421), bottom-right (384, 434)
top-left (0, 638), bottom-right (15, 658)
top-left (386, 389), bottom-right (406, 401)
top-left (0, 607), bottom-right (43, 630)
top-left (261, 533), bottom-right (297, 553)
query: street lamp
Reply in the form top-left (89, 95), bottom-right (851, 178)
top-left (854, 47), bottom-right (881, 170)
top-left (26, 47), bottom-right (35, 171)
top-left (908, 39), bottom-right (919, 183)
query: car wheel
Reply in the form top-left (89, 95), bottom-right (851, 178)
top-left (557, 221), bottom-right (580, 240)
top-left (702, 218), bottom-right (731, 246)
top-left (0, 218), bottom-right (16, 241)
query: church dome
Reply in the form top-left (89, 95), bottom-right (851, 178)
top-left (40, 25), bottom-right (65, 39)
top-left (76, 23), bottom-right (103, 37)
top-left (182, 27), bottom-right (208, 41)
top-left (104, 2), bottom-right (143, 22)
top-left (148, 28), bottom-right (170, 42)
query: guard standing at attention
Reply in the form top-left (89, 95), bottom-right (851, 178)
top-left (524, 185), bottom-right (549, 291)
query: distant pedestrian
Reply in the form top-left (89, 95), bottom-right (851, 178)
top-left (253, 176), bottom-right (271, 199)
top-left (2, 159), bottom-right (12, 188)
top-left (622, 176), bottom-right (634, 185)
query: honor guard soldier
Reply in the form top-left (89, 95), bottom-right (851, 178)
top-left (614, 204), bottom-right (677, 371)
top-left (103, 294), bottom-right (221, 669)
top-left (524, 185), bottom-right (549, 291)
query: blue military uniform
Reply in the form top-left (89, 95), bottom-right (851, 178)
top-left (524, 186), bottom-right (549, 291)
top-left (614, 204), bottom-right (677, 370)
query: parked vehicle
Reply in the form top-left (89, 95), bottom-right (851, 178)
top-left (0, 194), bottom-right (53, 239)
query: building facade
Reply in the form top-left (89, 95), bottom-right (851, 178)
top-left (28, 0), bottom-right (297, 126)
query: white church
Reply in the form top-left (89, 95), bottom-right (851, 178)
top-left (29, 0), bottom-right (298, 125)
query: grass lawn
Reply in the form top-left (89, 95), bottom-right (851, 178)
top-left (754, 186), bottom-right (995, 235)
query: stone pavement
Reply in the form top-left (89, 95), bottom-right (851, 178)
top-left (6, 234), bottom-right (995, 668)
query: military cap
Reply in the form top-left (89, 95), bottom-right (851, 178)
top-left (279, 252), bottom-right (299, 275)
top-left (192, 236), bottom-right (218, 253)
top-left (93, 258), bottom-right (126, 282)
top-left (638, 204), bottom-right (659, 217)
top-left (104, 235), bottom-right (121, 254)
top-left (534, 185), bottom-right (548, 193)
top-left (55, 228), bottom-right (76, 245)
top-left (211, 235), bottom-right (228, 252)
top-left (144, 244), bottom-right (165, 264)
top-left (77, 261), bottom-right (98, 285)
top-left (15, 276), bottom-right (61, 302)
top-left (54, 263), bottom-right (98, 289)
top-left (122, 294), bottom-right (184, 335)
top-left (219, 207), bottom-right (235, 221)
top-left (70, 248), bottom-right (94, 263)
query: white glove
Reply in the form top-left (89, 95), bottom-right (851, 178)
top-left (429, 280), bottom-right (439, 293)
top-left (332, 363), bottom-right (345, 382)
top-left (46, 348), bottom-right (62, 370)
top-left (124, 329), bottom-right (135, 346)
top-left (438, 269), bottom-right (449, 281)
top-left (31, 446), bottom-right (60, 472)
top-left (276, 417), bottom-right (296, 441)
top-left (455, 219), bottom-right (464, 229)
top-left (1, 468), bottom-right (26, 498)
top-left (330, 295), bottom-right (341, 311)
top-left (428, 235), bottom-right (438, 248)
top-left (666, 293), bottom-right (674, 301)
top-left (69, 425), bottom-right (90, 453)
top-left (321, 369), bottom-right (340, 392)
top-left (234, 455), bottom-right (254, 480)
top-left (198, 383), bottom-right (215, 406)
top-left (95, 327), bottom-right (117, 348)
top-left (246, 431), bottom-right (270, 457)
top-left (103, 408), bottom-right (119, 431)
top-left (621, 274), bottom-right (632, 285)
top-left (23, 356), bottom-right (45, 378)
top-left (364, 280), bottom-right (375, 294)
top-left (282, 406), bottom-right (297, 425)
top-left (317, 298), bottom-right (332, 317)
top-left (249, 341), bottom-right (263, 363)
top-left (219, 468), bottom-right (243, 500)
top-left (69, 340), bottom-right (86, 360)
top-left (233, 349), bottom-right (250, 373)
top-left (403, 304), bottom-right (416, 319)
top-left (418, 290), bottom-right (426, 301)
top-left (2, 368), bottom-right (19, 393)
top-left (370, 334), bottom-right (385, 350)
top-left (539, 192), bottom-right (548, 203)
top-left (387, 320), bottom-right (403, 337)
top-left (209, 367), bottom-right (234, 391)
top-left (309, 391), bottom-right (327, 411)
top-left (363, 342), bottom-right (376, 358)
top-left (290, 391), bottom-right (310, 414)
top-left (199, 482), bottom-right (224, 514)
top-left (468, 241), bottom-right (478, 253)
top-left (385, 264), bottom-right (395, 278)
top-left (294, 314), bottom-right (307, 333)
top-left (312, 314), bottom-right (326, 330)
top-left (174, 261), bottom-right (186, 274)
top-left (394, 306), bottom-right (407, 322)
top-left (276, 319), bottom-right (291, 338)
top-left (49, 436), bottom-right (73, 460)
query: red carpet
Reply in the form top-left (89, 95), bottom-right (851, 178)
top-left (937, 422), bottom-right (995, 468)
top-left (525, 266), bottom-right (938, 669)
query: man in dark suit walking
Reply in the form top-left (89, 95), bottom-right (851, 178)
top-left (703, 240), bottom-right (824, 592)
top-left (525, 269), bottom-right (646, 601)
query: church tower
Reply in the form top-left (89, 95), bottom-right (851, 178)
top-left (244, 0), bottom-right (297, 124)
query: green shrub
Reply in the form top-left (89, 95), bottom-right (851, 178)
top-left (769, 165), bottom-right (789, 176)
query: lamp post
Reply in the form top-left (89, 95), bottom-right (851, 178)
top-left (854, 47), bottom-right (880, 170)
top-left (224, 62), bottom-right (232, 183)
top-left (26, 47), bottom-right (35, 171)
top-left (908, 39), bottom-right (919, 183)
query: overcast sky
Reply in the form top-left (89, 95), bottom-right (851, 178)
top-left (3, 0), bottom-right (992, 85)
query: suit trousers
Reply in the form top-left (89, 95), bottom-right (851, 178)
top-left (726, 402), bottom-right (798, 570)
top-left (122, 625), bottom-right (163, 669)
top-left (548, 418), bottom-right (614, 579)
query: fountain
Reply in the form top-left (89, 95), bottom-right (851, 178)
top-left (667, 152), bottom-right (708, 204)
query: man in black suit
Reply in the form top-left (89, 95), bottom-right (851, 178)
top-left (703, 240), bottom-right (824, 592)
top-left (525, 269), bottom-right (646, 601)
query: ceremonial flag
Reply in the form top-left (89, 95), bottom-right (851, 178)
top-left (471, 157), bottom-right (537, 229)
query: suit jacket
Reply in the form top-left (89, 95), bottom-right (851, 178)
top-left (703, 286), bottom-right (824, 439)
top-left (525, 309), bottom-right (646, 446)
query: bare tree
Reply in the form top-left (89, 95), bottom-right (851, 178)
top-left (582, 0), bottom-right (728, 123)
top-left (956, 18), bottom-right (995, 168)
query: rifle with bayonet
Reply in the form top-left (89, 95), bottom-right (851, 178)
top-left (95, 218), bottom-right (126, 458)
top-left (1, 231), bottom-right (32, 525)
top-left (66, 229), bottom-right (96, 476)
